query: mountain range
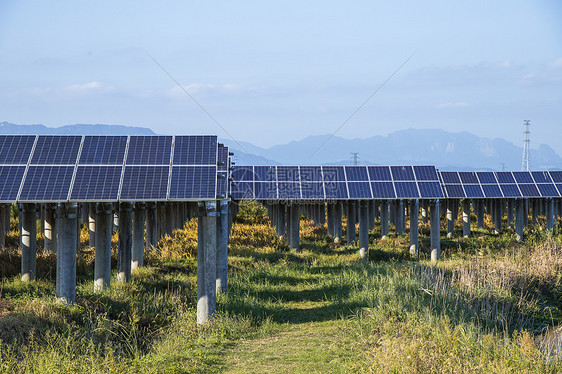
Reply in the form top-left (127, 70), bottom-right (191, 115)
top-left (1, 122), bottom-right (559, 171)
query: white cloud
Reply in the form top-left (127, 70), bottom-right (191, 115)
top-left (436, 102), bottom-right (469, 109)
top-left (548, 58), bottom-right (562, 69)
top-left (62, 81), bottom-right (114, 93)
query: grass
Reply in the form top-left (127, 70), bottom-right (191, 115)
top-left (0, 201), bottom-right (562, 372)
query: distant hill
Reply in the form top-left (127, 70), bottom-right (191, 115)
top-left (0, 122), bottom-right (155, 135)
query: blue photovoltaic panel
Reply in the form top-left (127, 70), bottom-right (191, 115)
top-left (173, 135), bottom-right (217, 165)
top-left (499, 184), bottom-right (521, 197)
top-left (531, 171), bottom-right (552, 184)
top-left (19, 166), bottom-right (74, 201)
top-left (477, 172), bottom-right (497, 184)
top-left (169, 166), bottom-right (216, 200)
top-left (368, 166), bottom-right (392, 181)
top-left (371, 182), bottom-right (396, 199)
top-left (537, 184), bottom-right (559, 197)
top-left (348, 182), bottom-right (372, 199)
top-left (277, 166), bottom-right (300, 181)
top-left (0, 166), bottom-right (26, 201)
top-left (496, 172), bottom-right (516, 184)
top-left (70, 166), bottom-right (122, 201)
top-left (301, 182), bottom-right (324, 199)
top-left (444, 184), bottom-right (465, 198)
top-left (255, 182), bottom-right (277, 199)
top-left (550, 171), bottom-right (562, 183)
top-left (231, 181), bottom-right (254, 199)
top-left (31, 136), bottom-right (82, 165)
top-left (300, 166), bottom-right (322, 182)
top-left (232, 166), bottom-right (254, 181)
top-left (322, 166), bottom-right (345, 182)
top-left (441, 172), bottom-right (461, 184)
top-left (413, 166), bottom-right (439, 181)
top-left (324, 182), bottom-right (348, 199)
top-left (391, 166), bottom-right (415, 181)
top-left (519, 183), bottom-right (541, 197)
top-left (79, 136), bottom-right (127, 165)
top-left (395, 181), bottom-right (420, 198)
top-left (126, 136), bottom-right (172, 165)
top-left (217, 171), bottom-right (228, 198)
top-left (254, 166), bottom-right (276, 181)
top-left (217, 146), bottom-right (229, 171)
top-left (0, 135), bottom-right (35, 164)
top-left (513, 171), bottom-right (534, 184)
top-left (120, 166), bottom-right (169, 200)
top-left (277, 182), bottom-right (301, 199)
top-left (418, 182), bottom-right (444, 198)
top-left (556, 185), bottom-right (562, 196)
top-left (481, 184), bottom-right (503, 198)
top-left (464, 184), bottom-right (485, 198)
top-left (345, 166), bottom-right (369, 181)
top-left (459, 172), bottom-right (479, 184)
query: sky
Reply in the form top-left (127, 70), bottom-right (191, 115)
top-left (1, 1), bottom-right (561, 153)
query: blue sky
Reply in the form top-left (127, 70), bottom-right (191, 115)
top-left (1, 1), bottom-right (561, 153)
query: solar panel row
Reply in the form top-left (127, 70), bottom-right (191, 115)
top-left (230, 165), bottom-right (444, 200)
top-left (0, 135), bottom-right (222, 202)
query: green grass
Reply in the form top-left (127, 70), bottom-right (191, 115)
top-left (1, 201), bottom-right (562, 372)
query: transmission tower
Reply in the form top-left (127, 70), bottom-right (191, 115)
top-left (521, 120), bottom-right (531, 171)
top-left (350, 152), bottom-right (359, 166)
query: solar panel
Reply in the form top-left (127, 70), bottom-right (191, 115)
top-left (255, 182), bottom-right (277, 199)
top-left (79, 136), bottom-right (127, 165)
top-left (300, 182), bottom-right (324, 199)
top-left (300, 166), bottom-right (322, 182)
top-left (277, 166), bottom-right (300, 182)
top-left (413, 166), bottom-right (439, 181)
top-left (395, 181), bottom-right (420, 198)
top-left (0, 135), bottom-right (35, 164)
top-left (550, 171), bottom-right (562, 183)
top-left (254, 166), bottom-right (276, 182)
top-left (277, 182), bottom-right (301, 199)
top-left (371, 182), bottom-right (396, 199)
top-left (19, 166), bottom-right (75, 201)
top-left (459, 172), bottom-right (479, 184)
top-left (348, 182), bottom-right (372, 199)
top-left (464, 184), bottom-right (485, 198)
top-left (169, 166), bottom-right (216, 200)
top-left (496, 172), bottom-right (516, 184)
top-left (345, 166), bottom-right (369, 181)
top-left (31, 136), bottom-right (82, 165)
top-left (519, 183), bottom-right (541, 197)
top-left (481, 184), bottom-right (503, 198)
top-left (512, 171), bottom-right (534, 184)
top-left (126, 136), bottom-right (172, 165)
top-left (368, 166), bottom-right (392, 181)
top-left (444, 184), bottom-right (465, 198)
top-left (531, 171), bottom-right (552, 184)
top-left (217, 145), bottom-right (229, 171)
top-left (441, 172), bottom-right (461, 184)
top-left (70, 166), bottom-right (122, 201)
top-left (231, 181), bottom-right (254, 199)
top-left (324, 181), bottom-right (348, 199)
top-left (322, 166), bottom-right (345, 182)
top-left (232, 166), bottom-right (254, 181)
top-left (217, 172), bottom-right (228, 198)
top-left (0, 166), bottom-right (26, 201)
top-left (418, 182), bottom-right (444, 199)
top-left (537, 184), bottom-right (559, 197)
top-left (391, 166), bottom-right (415, 181)
top-left (120, 166), bottom-right (170, 200)
top-left (499, 184), bottom-right (521, 197)
top-left (173, 135), bottom-right (217, 165)
top-left (477, 172), bottom-right (497, 184)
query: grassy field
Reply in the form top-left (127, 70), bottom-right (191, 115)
top-left (1, 201), bottom-right (562, 373)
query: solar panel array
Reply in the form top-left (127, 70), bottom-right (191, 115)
top-left (230, 165), bottom-right (444, 200)
top-left (0, 135), bottom-right (222, 203)
top-left (440, 171), bottom-right (562, 199)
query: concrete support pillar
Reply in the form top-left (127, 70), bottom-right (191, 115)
top-left (197, 202), bottom-right (217, 324)
top-left (494, 200), bottom-right (503, 234)
top-left (94, 203), bottom-right (113, 292)
top-left (165, 203), bottom-right (174, 236)
top-left (56, 203), bottom-right (78, 303)
top-left (358, 201), bottom-right (369, 260)
top-left (546, 198), bottom-right (554, 232)
top-left (87, 202), bottom-right (96, 247)
top-left (4, 204), bottom-right (10, 233)
top-left (430, 200), bottom-right (441, 262)
top-left (132, 203), bottom-right (146, 270)
top-left (334, 202), bottom-right (342, 244)
top-left (369, 200), bottom-right (376, 231)
top-left (532, 199), bottom-right (539, 224)
top-left (117, 202), bottom-right (133, 283)
top-left (346, 201), bottom-right (357, 245)
top-left (21, 203), bottom-right (37, 281)
top-left (515, 199), bottom-right (524, 241)
top-left (396, 200), bottom-right (405, 236)
top-left (462, 199), bottom-right (471, 238)
top-left (409, 200), bottom-right (419, 257)
top-left (146, 202), bottom-right (158, 249)
top-left (381, 200), bottom-right (390, 239)
top-left (390, 200), bottom-right (396, 227)
top-left (279, 204), bottom-right (287, 239)
top-left (446, 200), bottom-right (454, 238)
top-left (318, 203), bottom-right (326, 227)
top-left (0, 204), bottom-right (7, 250)
top-left (157, 203), bottom-right (166, 239)
top-left (327, 204), bottom-right (334, 237)
top-left (421, 201), bottom-right (429, 224)
top-left (507, 200), bottom-right (514, 227)
top-left (477, 200), bottom-right (484, 229)
top-left (289, 204), bottom-right (300, 251)
top-left (113, 211), bottom-right (119, 232)
top-left (216, 201), bottom-right (229, 294)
